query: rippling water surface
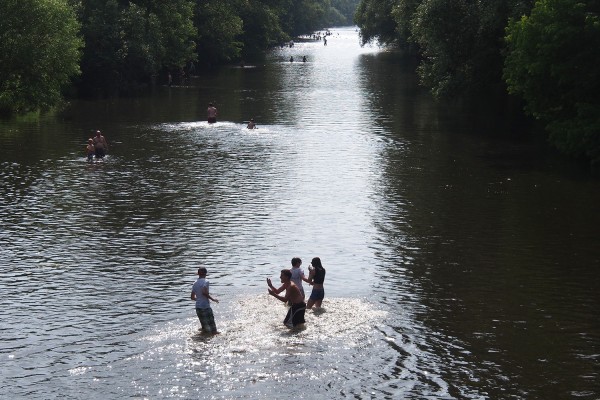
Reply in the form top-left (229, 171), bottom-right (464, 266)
top-left (1, 27), bottom-right (599, 399)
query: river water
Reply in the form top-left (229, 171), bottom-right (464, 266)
top-left (1, 27), bottom-right (599, 400)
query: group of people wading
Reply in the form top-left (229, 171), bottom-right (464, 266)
top-left (191, 257), bottom-right (326, 334)
top-left (85, 130), bottom-right (109, 161)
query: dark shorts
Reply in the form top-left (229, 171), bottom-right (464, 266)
top-left (95, 148), bottom-right (106, 158)
top-left (284, 302), bottom-right (306, 328)
top-left (309, 288), bottom-right (325, 301)
top-left (207, 117), bottom-right (217, 123)
top-left (196, 307), bottom-right (217, 333)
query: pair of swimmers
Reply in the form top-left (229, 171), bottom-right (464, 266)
top-left (206, 103), bottom-right (257, 129)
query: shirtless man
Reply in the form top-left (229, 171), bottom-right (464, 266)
top-left (246, 118), bottom-right (256, 129)
top-left (267, 269), bottom-right (306, 328)
top-left (93, 130), bottom-right (108, 159)
top-left (207, 103), bottom-right (218, 123)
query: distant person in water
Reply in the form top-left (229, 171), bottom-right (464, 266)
top-left (207, 103), bottom-right (218, 123)
top-left (191, 267), bottom-right (220, 334)
top-left (302, 56), bottom-right (307, 62)
top-left (306, 257), bottom-right (326, 309)
top-left (85, 139), bottom-right (95, 162)
top-left (290, 56), bottom-right (294, 63)
top-left (267, 269), bottom-right (306, 328)
top-left (93, 130), bottom-right (108, 159)
top-left (246, 118), bottom-right (257, 129)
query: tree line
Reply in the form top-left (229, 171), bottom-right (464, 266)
top-left (0, 0), bottom-right (358, 113)
top-left (354, 0), bottom-right (600, 169)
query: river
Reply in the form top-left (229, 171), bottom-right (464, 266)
top-left (1, 27), bottom-right (599, 400)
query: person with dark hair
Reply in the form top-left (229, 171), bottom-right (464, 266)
top-left (290, 257), bottom-right (309, 299)
top-left (267, 269), bottom-right (306, 328)
top-left (306, 257), bottom-right (326, 309)
top-left (93, 130), bottom-right (108, 159)
top-left (85, 138), bottom-right (95, 162)
top-left (207, 103), bottom-right (218, 123)
top-left (191, 267), bottom-right (219, 334)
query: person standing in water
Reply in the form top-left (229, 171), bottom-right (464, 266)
top-left (267, 269), bottom-right (306, 328)
top-left (93, 130), bottom-right (108, 159)
top-left (191, 267), bottom-right (220, 334)
top-left (246, 118), bottom-right (256, 129)
top-left (85, 138), bottom-right (95, 162)
top-left (207, 103), bottom-right (218, 123)
top-left (306, 257), bottom-right (326, 309)
top-left (289, 257), bottom-right (309, 300)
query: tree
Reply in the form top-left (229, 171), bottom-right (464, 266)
top-left (194, 0), bottom-right (244, 67)
top-left (0, 0), bottom-right (82, 114)
top-left (354, 0), bottom-right (399, 46)
top-left (78, 0), bottom-right (196, 95)
top-left (239, 1), bottom-right (287, 59)
top-left (504, 0), bottom-right (600, 166)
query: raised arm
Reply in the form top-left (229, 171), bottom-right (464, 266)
top-left (268, 287), bottom-right (288, 303)
top-left (267, 278), bottom-right (287, 294)
top-left (302, 268), bottom-right (315, 284)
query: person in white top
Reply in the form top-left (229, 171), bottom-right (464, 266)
top-left (191, 267), bottom-right (219, 334)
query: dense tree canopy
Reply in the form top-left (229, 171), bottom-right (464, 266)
top-left (0, 0), bottom-right (359, 111)
top-left (504, 0), bottom-right (600, 166)
top-left (354, 0), bottom-right (599, 167)
top-left (355, 0), bottom-right (534, 96)
top-left (78, 0), bottom-right (196, 95)
top-left (0, 0), bottom-right (82, 114)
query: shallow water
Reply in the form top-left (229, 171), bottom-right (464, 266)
top-left (1, 27), bottom-right (599, 399)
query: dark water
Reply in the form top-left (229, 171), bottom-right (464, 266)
top-left (1, 27), bottom-right (599, 399)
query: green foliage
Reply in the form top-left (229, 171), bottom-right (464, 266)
top-left (411, 0), bottom-right (482, 97)
top-left (239, 1), bottom-right (288, 58)
top-left (327, 0), bottom-right (361, 26)
top-left (410, 0), bottom-right (534, 98)
top-left (195, 0), bottom-right (244, 67)
top-left (281, 0), bottom-right (330, 36)
top-left (504, 0), bottom-right (600, 165)
top-left (1, 0), bottom-right (361, 110)
top-left (354, 0), bottom-right (399, 46)
top-left (0, 0), bottom-right (82, 114)
top-left (79, 0), bottom-right (196, 95)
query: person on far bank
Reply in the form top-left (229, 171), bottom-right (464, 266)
top-left (191, 267), bottom-right (220, 334)
top-left (306, 257), bottom-right (326, 309)
top-left (93, 130), bottom-right (108, 159)
top-left (247, 118), bottom-right (257, 129)
top-left (207, 103), bottom-right (218, 123)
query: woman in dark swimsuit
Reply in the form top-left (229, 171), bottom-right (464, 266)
top-left (306, 257), bottom-right (326, 309)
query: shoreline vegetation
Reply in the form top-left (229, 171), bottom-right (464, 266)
top-left (1, 0), bottom-right (598, 171)
top-left (354, 0), bottom-right (600, 171)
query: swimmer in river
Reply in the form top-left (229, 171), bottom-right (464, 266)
top-left (247, 118), bottom-right (257, 129)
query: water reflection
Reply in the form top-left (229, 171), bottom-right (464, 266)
top-left (1, 26), bottom-right (599, 400)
